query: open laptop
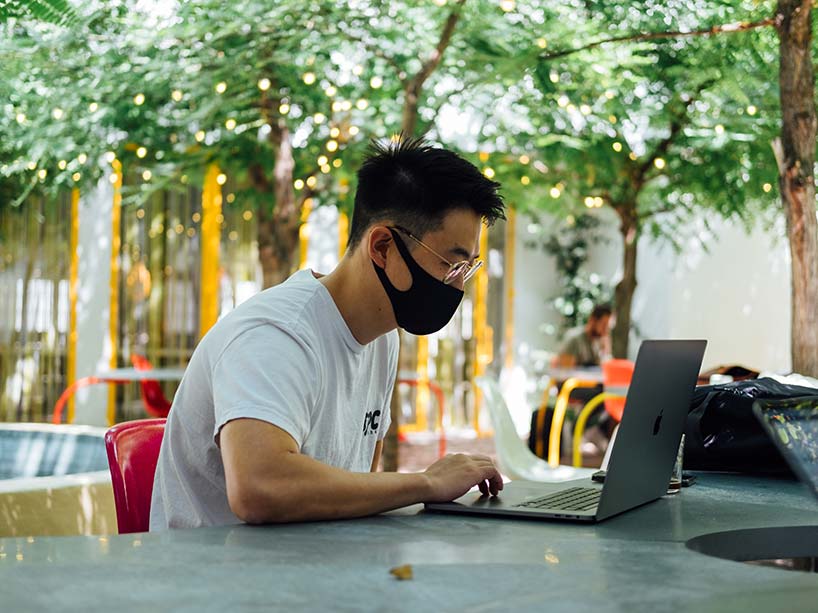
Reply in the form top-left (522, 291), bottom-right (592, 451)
top-left (754, 396), bottom-right (818, 502)
top-left (426, 339), bottom-right (707, 522)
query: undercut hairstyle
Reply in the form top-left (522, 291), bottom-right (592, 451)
top-left (590, 304), bottom-right (612, 321)
top-left (347, 137), bottom-right (506, 249)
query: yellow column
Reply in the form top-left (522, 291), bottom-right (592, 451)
top-left (67, 188), bottom-right (80, 423)
top-left (472, 226), bottom-right (492, 435)
top-left (298, 198), bottom-right (314, 270)
top-left (338, 210), bottom-right (349, 260)
top-left (199, 164), bottom-right (222, 338)
top-left (413, 336), bottom-right (430, 432)
top-left (503, 209), bottom-right (516, 371)
top-left (107, 160), bottom-right (123, 426)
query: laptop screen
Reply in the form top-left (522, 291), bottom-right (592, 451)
top-left (754, 396), bottom-right (818, 499)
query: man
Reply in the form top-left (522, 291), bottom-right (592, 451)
top-left (150, 138), bottom-right (506, 529)
top-left (555, 303), bottom-right (612, 368)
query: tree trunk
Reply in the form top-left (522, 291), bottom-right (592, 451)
top-left (253, 118), bottom-right (301, 290)
top-left (775, 0), bottom-right (818, 377)
top-left (612, 205), bottom-right (639, 359)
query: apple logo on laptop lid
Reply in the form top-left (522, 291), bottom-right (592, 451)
top-left (653, 410), bottom-right (663, 436)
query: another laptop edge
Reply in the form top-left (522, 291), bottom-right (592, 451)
top-left (753, 395), bottom-right (818, 502)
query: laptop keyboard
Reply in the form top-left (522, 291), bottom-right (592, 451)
top-left (514, 487), bottom-right (601, 512)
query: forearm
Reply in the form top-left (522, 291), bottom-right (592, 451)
top-left (231, 452), bottom-right (431, 524)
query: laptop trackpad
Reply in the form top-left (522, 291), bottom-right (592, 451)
top-left (454, 477), bottom-right (595, 508)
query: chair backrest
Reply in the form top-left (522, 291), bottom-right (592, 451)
top-left (475, 376), bottom-right (542, 480)
top-left (602, 359), bottom-right (635, 422)
top-left (104, 418), bottom-right (166, 534)
top-left (130, 354), bottom-right (172, 417)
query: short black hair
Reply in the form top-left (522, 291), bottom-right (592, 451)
top-left (590, 304), bottom-right (612, 320)
top-left (347, 136), bottom-right (505, 249)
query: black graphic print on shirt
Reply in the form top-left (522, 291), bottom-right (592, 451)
top-left (362, 410), bottom-right (381, 436)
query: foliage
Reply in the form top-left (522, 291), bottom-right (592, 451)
top-left (526, 212), bottom-right (612, 331)
top-left (0, 0), bottom-right (79, 26)
top-left (1, 0), bottom-right (812, 345)
top-left (1, 1), bottom-right (538, 211)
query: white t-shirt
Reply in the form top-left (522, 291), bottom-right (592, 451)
top-left (149, 269), bottom-right (398, 530)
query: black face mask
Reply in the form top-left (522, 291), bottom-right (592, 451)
top-left (373, 228), bottom-right (464, 335)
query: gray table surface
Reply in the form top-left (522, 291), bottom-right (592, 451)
top-left (1, 474), bottom-right (816, 612)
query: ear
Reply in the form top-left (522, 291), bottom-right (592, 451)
top-left (367, 226), bottom-right (393, 269)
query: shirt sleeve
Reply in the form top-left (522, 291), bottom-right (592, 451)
top-left (211, 323), bottom-right (319, 448)
top-left (558, 331), bottom-right (581, 358)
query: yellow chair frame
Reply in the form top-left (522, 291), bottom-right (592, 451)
top-left (571, 392), bottom-right (626, 467)
top-left (545, 378), bottom-right (600, 467)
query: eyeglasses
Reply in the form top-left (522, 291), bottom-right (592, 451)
top-left (389, 226), bottom-right (483, 285)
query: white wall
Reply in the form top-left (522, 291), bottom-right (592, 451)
top-left (642, 216), bottom-right (791, 373)
top-left (513, 208), bottom-right (792, 374)
top-left (74, 179), bottom-right (116, 426)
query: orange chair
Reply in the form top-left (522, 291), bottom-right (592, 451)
top-left (601, 359), bottom-right (635, 422)
top-left (104, 418), bottom-right (166, 534)
top-left (130, 354), bottom-right (173, 418)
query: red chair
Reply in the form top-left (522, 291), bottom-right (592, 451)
top-left (396, 378), bottom-right (447, 458)
top-left (104, 418), bottom-right (166, 534)
top-left (130, 354), bottom-right (173, 418)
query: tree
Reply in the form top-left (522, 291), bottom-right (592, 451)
top-left (0, 0), bottom-right (79, 25)
top-left (472, 1), bottom-right (805, 361)
top-left (774, 0), bottom-right (818, 376)
top-left (1, 1), bottom-right (505, 290)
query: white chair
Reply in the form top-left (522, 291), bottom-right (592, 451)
top-left (475, 376), bottom-right (595, 482)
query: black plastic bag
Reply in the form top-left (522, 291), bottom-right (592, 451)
top-left (684, 377), bottom-right (818, 475)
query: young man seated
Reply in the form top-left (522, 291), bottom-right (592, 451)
top-left (554, 304), bottom-right (613, 369)
top-left (150, 138), bottom-right (506, 529)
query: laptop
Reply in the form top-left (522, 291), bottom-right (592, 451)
top-left (753, 395), bottom-right (818, 502)
top-left (426, 339), bottom-right (707, 522)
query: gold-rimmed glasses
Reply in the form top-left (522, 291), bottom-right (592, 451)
top-left (389, 225), bottom-right (483, 285)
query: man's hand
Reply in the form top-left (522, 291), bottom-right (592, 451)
top-left (422, 453), bottom-right (504, 502)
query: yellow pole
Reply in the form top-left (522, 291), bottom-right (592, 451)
top-left (503, 209), bottom-right (516, 371)
top-left (414, 336), bottom-right (429, 432)
top-left (107, 160), bottom-right (122, 426)
top-left (66, 188), bottom-right (80, 423)
top-left (298, 198), bottom-right (314, 270)
top-left (199, 164), bottom-right (222, 338)
top-left (472, 226), bottom-right (491, 435)
top-left (338, 210), bottom-right (349, 260)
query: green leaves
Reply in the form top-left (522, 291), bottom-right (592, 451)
top-left (0, 0), bottom-right (80, 26)
top-left (0, 0), bottom-right (799, 229)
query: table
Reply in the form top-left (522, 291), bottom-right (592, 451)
top-left (1, 474), bottom-right (816, 611)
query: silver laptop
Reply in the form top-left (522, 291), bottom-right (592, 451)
top-left (426, 340), bottom-right (707, 522)
top-left (754, 395), bottom-right (818, 502)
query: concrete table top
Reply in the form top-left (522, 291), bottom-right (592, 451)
top-left (1, 473), bottom-right (816, 612)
